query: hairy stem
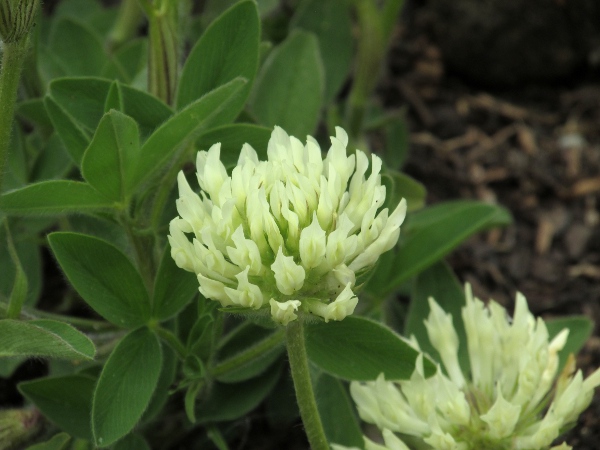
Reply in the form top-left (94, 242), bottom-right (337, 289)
top-left (0, 37), bottom-right (28, 191)
top-left (286, 320), bottom-right (328, 450)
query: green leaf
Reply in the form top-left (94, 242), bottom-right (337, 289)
top-left (31, 134), bottom-right (73, 182)
top-left (291, 0), bottom-right (353, 103)
top-left (25, 432), bottom-right (71, 450)
top-left (112, 39), bottom-right (148, 84)
top-left (196, 362), bottom-right (281, 423)
top-left (48, 232), bottom-right (150, 328)
top-left (44, 96), bottom-right (91, 163)
top-left (196, 123), bottom-right (271, 169)
top-left (17, 99), bottom-right (53, 129)
top-left (0, 319), bottom-right (95, 360)
top-left (315, 372), bottom-right (364, 448)
top-left (546, 316), bottom-right (594, 371)
top-left (4, 224), bottom-right (28, 319)
top-left (19, 375), bottom-right (96, 439)
top-left (152, 245), bottom-right (198, 321)
top-left (381, 169), bottom-right (426, 213)
top-left (104, 81), bottom-right (124, 112)
top-left (305, 316), bottom-right (435, 381)
top-left (384, 115), bottom-right (410, 168)
top-left (0, 181), bottom-right (113, 215)
top-left (48, 77), bottom-right (171, 134)
top-left (0, 225), bottom-right (41, 306)
top-left (370, 201), bottom-right (512, 297)
top-left (41, 18), bottom-right (111, 79)
top-left (213, 324), bottom-right (285, 383)
top-left (408, 261), bottom-right (469, 374)
top-left (130, 78), bottom-right (247, 190)
top-left (92, 327), bottom-right (162, 447)
top-left (176, 0), bottom-right (259, 111)
top-left (249, 30), bottom-right (324, 137)
top-left (112, 434), bottom-right (150, 450)
top-left (81, 110), bottom-right (140, 202)
top-left (143, 344), bottom-right (177, 422)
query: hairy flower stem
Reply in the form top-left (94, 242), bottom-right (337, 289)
top-left (0, 37), bottom-right (28, 192)
top-left (286, 321), bottom-right (328, 450)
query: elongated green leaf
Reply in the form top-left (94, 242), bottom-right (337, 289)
top-left (196, 362), bottom-right (281, 423)
top-left (0, 319), bottom-right (95, 360)
top-left (143, 344), bottom-right (177, 422)
top-left (81, 110), bottom-right (140, 202)
top-left (250, 30), bottom-right (324, 137)
top-left (370, 201), bottom-right (512, 297)
top-left (176, 0), bottom-right (259, 111)
top-left (546, 316), bottom-right (594, 371)
top-left (315, 372), bottom-right (364, 448)
top-left (48, 232), bottom-right (150, 328)
top-left (152, 245), bottom-right (198, 321)
top-left (92, 327), bottom-right (162, 447)
top-left (44, 96), bottom-right (91, 163)
top-left (0, 181), bottom-right (113, 215)
top-left (196, 123), bottom-right (271, 169)
top-left (130, 78), bottom-right (247, 190)
top-left (291, 0), bottom-right (353, 103)
top-left (26, 432), bottom-right (71, 450)
top-left (19, 375), bottom-right (95, 439)
top-left (306, 316), bottom-right (434, 381)
top-left (381, 169), bottom-right (426, 213)
top-left (409, 261), bottom-right (469, 373)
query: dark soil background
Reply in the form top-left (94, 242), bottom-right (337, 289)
top-left (381, 0), bottom-right (600, 447)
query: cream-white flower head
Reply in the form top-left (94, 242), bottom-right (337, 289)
top-left (338, 285), bottom-right (600, 450)
top-left (168, 126), bottom-right (407, 325)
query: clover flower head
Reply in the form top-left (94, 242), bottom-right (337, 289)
top-left (339, 285), bottom-right (600, 450)
top-left (168, 126), bottom-right (407, 325)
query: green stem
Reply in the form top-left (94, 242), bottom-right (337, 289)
top-left (0, 301), bottom-right (114, 331)
top-left (123, 219), bottom-right (156, 293)
top-left (155, 325), bottom-right (187, 360)
top-left (286, 321), bottom-right (328, 450)
top-left (212, 328), bottom-right (285, 377)
top-left (0, 37), bottom-right (28, 192)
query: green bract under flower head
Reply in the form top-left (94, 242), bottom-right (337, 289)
top-left (337, 285), bottom-right (600, 450)
top-left (169, 126), bottom-right (407, 325)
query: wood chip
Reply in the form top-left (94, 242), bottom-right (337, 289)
top-left (398, 80), bottom-right (436, 126)
top-left (535, 218), bottom-right (555, 254)
top-left (569, 264), bottom-right (600, 279)
top-left (466, 93), bottom-right (559, 124)
top-left (570, 177), bottom-right (600, 197)
top-left (516, 125), bottom-right (538, 155)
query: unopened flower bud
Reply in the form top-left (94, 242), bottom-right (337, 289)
top-left (0, 0), bottom-right (39, 43)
